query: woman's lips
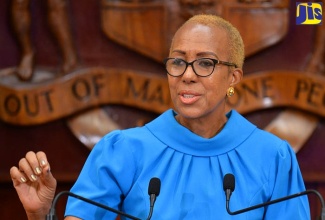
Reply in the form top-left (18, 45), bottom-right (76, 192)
top-left (179, 92), bottom-right (200, 104)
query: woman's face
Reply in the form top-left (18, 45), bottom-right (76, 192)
top-left (167, 22), bottom-right (242, 121)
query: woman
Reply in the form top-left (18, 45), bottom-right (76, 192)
top-left (10, 14), bottom-right (310, 219)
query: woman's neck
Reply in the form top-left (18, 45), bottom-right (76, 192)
top-left (175, 114), bottom-right (228, 138)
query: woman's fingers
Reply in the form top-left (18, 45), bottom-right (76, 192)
top-left (10, 151), bottom-right (54, 184)
top-left (10, 166), bottom-right (28, 185)
top-left (35, 151), bottom-right (57, 188)
top-left (19, 151), bottom-right (42, 182)
top-left (35, 151), bottom-right (50, 173)
top-left (26, 151), bottom-right (44, 176)
top-left (10, 150), bottom-right (57, 219)
top-left (19, 157), bottom-right (38, 182)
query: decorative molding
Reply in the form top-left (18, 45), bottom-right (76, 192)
top-left (227, 71), bottom-right (325, 117)
top-left (1, 68), bottom-right (324, 126)
top-left (0, 67), bottom-right (170, 125)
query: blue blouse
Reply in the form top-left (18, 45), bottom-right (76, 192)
top-left (65, 109), bottom-right (310, 219)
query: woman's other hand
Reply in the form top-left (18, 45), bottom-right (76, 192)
top-left (10, 151), bottom-right (57, 220)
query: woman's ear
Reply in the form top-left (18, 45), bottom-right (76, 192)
top-left (230, 68), bottom-right (243, 86)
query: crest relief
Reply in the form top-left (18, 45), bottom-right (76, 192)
top-left (101, 0), bottom-right (290, 61)
top-left (0, 0), bottom-right (323, 153)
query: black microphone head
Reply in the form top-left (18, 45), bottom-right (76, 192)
top-left (148, 177), bottom-right (161, 196)
top-left (223, 173), bottom-right (235, 192)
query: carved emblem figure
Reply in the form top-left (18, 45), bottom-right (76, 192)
top-left (11, 0), bottom-right (77, 81)
top-left (0, 0), bottom-right (324, 153)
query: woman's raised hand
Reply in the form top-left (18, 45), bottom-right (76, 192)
top-left (10, 151), bottom-right (57, 220)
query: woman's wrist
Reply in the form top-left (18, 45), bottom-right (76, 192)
top-left (26, 209), bottom-right (49, 220)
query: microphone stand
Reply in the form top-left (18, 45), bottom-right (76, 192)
top-left (226, 189), bottom-right (325, 220)
top-left (46, 191), bottom-right (141, 220)
top-left (146, 194), bottom-right (157, 220)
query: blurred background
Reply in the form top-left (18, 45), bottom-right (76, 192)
top-left (0, 0), bottom-right (324, 219)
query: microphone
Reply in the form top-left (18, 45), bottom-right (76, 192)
top-left (45, 191), bottom-right (140, 220)
top-left (223, 173), bottom-right (235, 203)
top-left (46, 177), bottom-right (161, 220)
top-left (146, 177), bottom-right (161, 220)
top-left (223, 173), bottom-right (325, 220)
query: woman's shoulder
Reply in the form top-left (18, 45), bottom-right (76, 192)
top-left (229, 110), bottom-right (292, 156)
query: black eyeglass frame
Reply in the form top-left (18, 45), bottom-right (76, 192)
top-left (163, 57), bottom-right (238, 77)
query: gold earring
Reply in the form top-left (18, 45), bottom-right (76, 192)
top-left (227, 87), bottom-right (235, 97)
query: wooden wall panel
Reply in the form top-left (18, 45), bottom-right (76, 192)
top-left (0, 0), bottom-right (324, 219)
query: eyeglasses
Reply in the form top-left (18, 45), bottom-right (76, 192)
top-left (164, 58), bottom-right (237, 77)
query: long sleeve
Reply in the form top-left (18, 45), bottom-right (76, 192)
top-left (65, 130), bottom-right (138, 219)
top-left (263, 141), bottom-right (310, 219)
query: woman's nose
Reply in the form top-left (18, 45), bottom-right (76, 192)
top-left (182, 64), bottom-right (198, 83)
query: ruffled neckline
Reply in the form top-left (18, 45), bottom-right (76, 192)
top-left (145, 109), bottom-right (256, 156)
